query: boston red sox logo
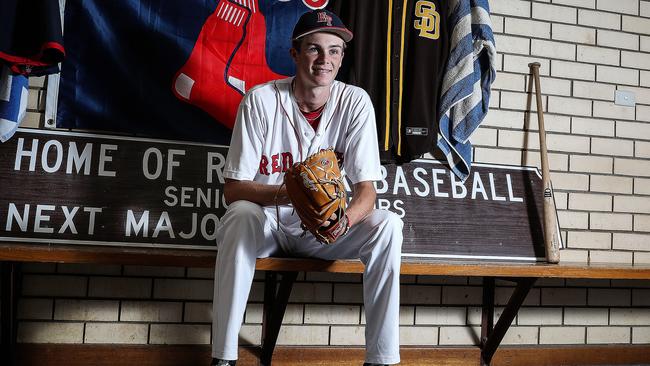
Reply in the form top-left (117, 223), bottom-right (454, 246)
top-left (317, 11), bottom-right (333, 25)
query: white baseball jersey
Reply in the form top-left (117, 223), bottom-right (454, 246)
top-left (224, 77), bottom-right (382, 186)
top-left (214, 78), bottom-right (402, 365)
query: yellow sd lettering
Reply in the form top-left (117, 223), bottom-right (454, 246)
top-left (413, 0), bottom-right (440, 40)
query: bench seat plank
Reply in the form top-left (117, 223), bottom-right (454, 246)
top-left (1, 243), bottom-right (649, 280)
top-left (256, 257), bottom-right (650, 280)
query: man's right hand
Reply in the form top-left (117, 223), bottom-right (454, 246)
top-left (223, 179), bottom-right (290, 206)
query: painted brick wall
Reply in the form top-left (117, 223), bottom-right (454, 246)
top-left (485, 0), bottom-right (650, 263)
top-left (10, 0), bottom-right (650, 349)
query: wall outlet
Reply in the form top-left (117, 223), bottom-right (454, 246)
top-left (615, 90), bottom-right (636, 107)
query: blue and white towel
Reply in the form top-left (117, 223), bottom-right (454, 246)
top-left (0, 65), bottom-right (29, 143)
top-left (437, 0), bottom-right (496, 181)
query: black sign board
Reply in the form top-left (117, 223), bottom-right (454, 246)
top-left (0, 129), bottom-right (558, 261)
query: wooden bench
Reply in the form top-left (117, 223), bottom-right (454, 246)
top-left (2, 242), bottom-right (650, 366)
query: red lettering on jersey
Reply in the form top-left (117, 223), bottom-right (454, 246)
top-left (281, 152), bottom-right (294, 172)
top-left (271, 153), bottom-right (281, 174)
top-left (259, 155), bottom-right (270, 175)
top-left (302, 0), bottom-right (328, 10)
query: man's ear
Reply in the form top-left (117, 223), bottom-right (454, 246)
top-left (289, 47), bottom-right (298, 61)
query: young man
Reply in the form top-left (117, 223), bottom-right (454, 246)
top-left (211, 10), bottom-right (403, 366)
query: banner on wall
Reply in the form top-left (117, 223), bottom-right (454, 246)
top-left (52, 0), bottom-right (327, 143)
top-left (0, 129), bottom-right (561, 261)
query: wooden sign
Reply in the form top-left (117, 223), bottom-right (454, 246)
top-left (0, 129), bottom-right (560, 261)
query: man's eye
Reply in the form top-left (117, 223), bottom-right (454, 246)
top-left (329, 49), bottom-right (340, 55)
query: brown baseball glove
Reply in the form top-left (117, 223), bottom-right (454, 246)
top-left (283, 148), bottom-right (349, 244)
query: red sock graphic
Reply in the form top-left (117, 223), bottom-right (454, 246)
top-left (173, 0), bottom-right (284, 129)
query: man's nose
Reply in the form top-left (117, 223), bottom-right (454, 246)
top-left (316, 51), bottom-right (328, 63)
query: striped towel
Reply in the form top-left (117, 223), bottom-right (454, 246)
top-left (436, 0), bottom-right (496, 181)
top-left (0, 65), bottom-right (29, 143)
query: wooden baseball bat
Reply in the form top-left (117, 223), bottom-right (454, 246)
top-left (528, 62), bottom-right (560, 263)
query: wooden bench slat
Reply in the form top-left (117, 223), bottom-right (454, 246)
top-left (0, 243), bottom-right (216, 267)
top-left (1, 243), bottom-right (649, 280)
top-left (256, 257), bottom-right (650, 280)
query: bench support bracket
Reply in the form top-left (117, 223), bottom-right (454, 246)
top-left (260, 270), bottom-right (298, 366)
top-left (1, 261), bottom-right (21, 366)
top-left (480, 276), bottom-right (536, 366)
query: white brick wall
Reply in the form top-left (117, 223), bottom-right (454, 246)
top-left (120, 301), bottom-right (183, 322)
top-left (439, 326), bottom-right (480, 345)
top-left (501, 326), bottom-right (539, 344)
top-left (22, 275), bottom-right (87, 297)
top-left (564, 308), bottom-right (609, 325)
top-left (571, 117), bottom-right (615, 137)
top-left (88, 277), bottom-right (151, 298)
top-left (610, 308), bottom-right (650, 325)
top-left (18, 322), bottom-right (84, 343)
top-left (517, 307), bottom-right (563, 325)
top-left (304, 305), bottom-right (360, 324)
top-left (590, 213), bottom-right (633, 231)
top-left (590, 175), bottom-right (634, 194)
top-left (399, 326), bottom-right (439, 345)
top-left (153, 279), bottom-right (213, 300)
top-left (84, 323), bottom-right (148, 344)
top-left (578, 9), bottom-right (621, 29)
top-left (13, 264), bottom-right (650, 347)
top-left (590, 250), bottom-right (634, 264)
top-left (17, 298), bottom-right (53, 320)
top-left (587, 326), bottom-right (631, 343)
top-left (633, 327), bottom-right (650, 343)
top-left (541, 288), bottom-right (587, 306)
top-left (149, 324), bottom-right (211, 344)
top-left (54, 300), bottom-right (119, 321)
top-left (539, 326), bottom-right (585, 344)
top-left (415, 307), bottom-right (467, 325)
top-left (277, 325), bottom-right (329, 345)
top-left (11, 0), bottom-right (650, 351)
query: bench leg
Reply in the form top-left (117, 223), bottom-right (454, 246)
top-left (260, 271), bottom-right (298, 366)
top-left (1, 261), bottom-right (21, 366)
top-left (480, 277), bottom-right (495, 351)
top-left (480, 277), bottom-right (536, 366)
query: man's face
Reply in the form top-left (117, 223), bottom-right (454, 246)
top-left (291, 32), bottom-right (345, 88)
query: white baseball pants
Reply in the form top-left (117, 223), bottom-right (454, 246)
top-left (212, 200), bottom-right (403, 365)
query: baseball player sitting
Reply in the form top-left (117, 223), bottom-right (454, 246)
top-left (211, 9), bottom-right (403, 366)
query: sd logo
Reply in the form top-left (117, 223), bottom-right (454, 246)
top-left (414, 0), bottom-right (440, 40)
